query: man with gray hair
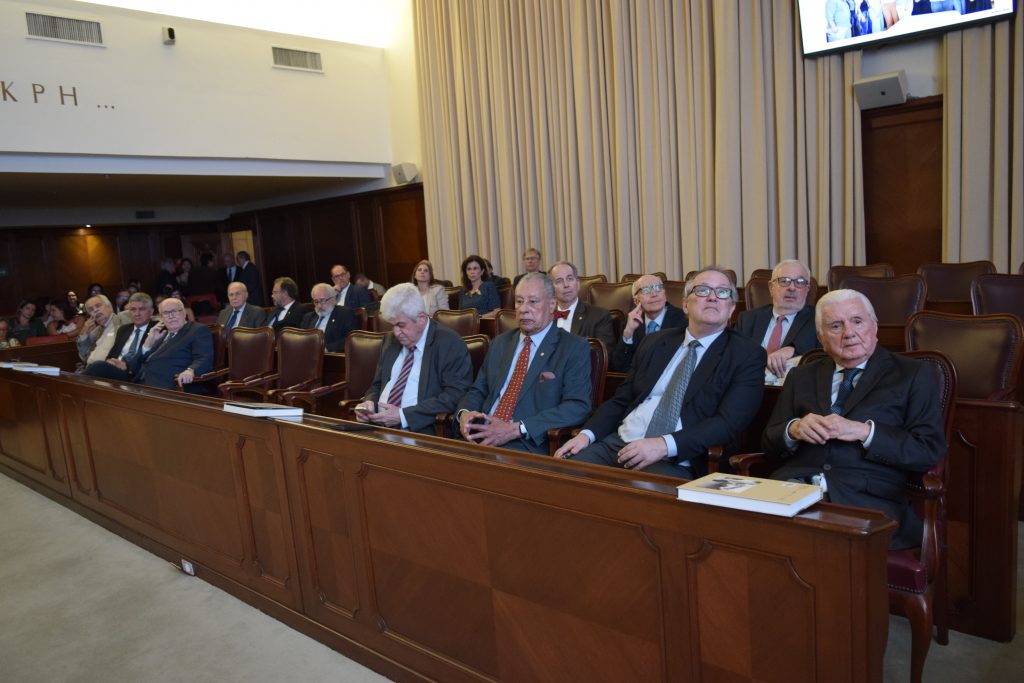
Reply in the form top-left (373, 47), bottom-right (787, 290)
top-left (611, 272), bottom-right (688, 371)
top-left (735, 259), bottom-right (820, 379)
top-left (354, 283), bottom-right (473, 434)
top-left (302, 283), bottom-right (359, 352)
top-left (82, 292), bottom-right (158, 381)
top-left (548, 260), bottom-right (616, 352)
top-left (456, 273), bottom-right (592, 453)
top-left (76, 294), bottom-right (122, 367)
top-left (217, 282), bottom-right (265, 333)
top-left (762, 289), bottom-right (945, 549)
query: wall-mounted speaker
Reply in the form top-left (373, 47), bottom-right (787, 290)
top-left (852, 70), bottom-right (907, 110)
top-left (162, 27), bottom-right (176, 45)
top-left (392, 162), bottom-right (419, 184)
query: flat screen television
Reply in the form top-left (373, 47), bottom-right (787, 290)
top-left (798, 0), bottom-right (1016, 56)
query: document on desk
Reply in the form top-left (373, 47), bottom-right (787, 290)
top-left (677, 473), bottom-right (822, 517)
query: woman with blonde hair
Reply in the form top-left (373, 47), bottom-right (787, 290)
top-left (411, 259), bottom-right (449, 316)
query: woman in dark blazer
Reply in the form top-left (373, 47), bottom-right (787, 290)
top-left (457, 255), bottom-right (501, 314)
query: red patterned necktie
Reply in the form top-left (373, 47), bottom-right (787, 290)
top-left (766, 315), bottom-right (785, 354)
top-left (387, 347), bottom-right (416, 406)
top-left (492, 336), bottom-right (532, 421)
top-left (553, 309), bottom-right (570, 320)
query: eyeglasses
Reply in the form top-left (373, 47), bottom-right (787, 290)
top-left (312, 297), bottom-right (335, 305)
top-left (162, 308), bottom-right (185, 316)
top-left (688, 285), bottom-right (734, 300)
top-left (773, 276), bottom-right (810, 288)
top-left (636, 284), bottom-right (665, 295)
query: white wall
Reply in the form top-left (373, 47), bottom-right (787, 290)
top-left (860, 36), bottom-right (944, 98)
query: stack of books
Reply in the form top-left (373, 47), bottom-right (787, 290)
top-left (223, 402), bottom-right (303, 420)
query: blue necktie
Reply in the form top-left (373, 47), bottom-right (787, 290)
top-left (122, 327), bottom-right (142, 360)
top-left (645, 320), bottom-right (658, 335)
top-left (228, 309), bottom-right (240, 330)
top-left (831, 368), bottom-right (861, 415)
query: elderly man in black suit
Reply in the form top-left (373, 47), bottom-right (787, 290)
top-left (354, 283), bottom-right (473, 434)
top-left (548, 260), bottom-right (616, 352)
top-left (762, 289), bottom-right (945, 548)
top-left (456, 273), bottom-right (592, 454)
top-left (557, 267), bottom-right (765, 478)
top-left (330, 264), bottom-right (372, 309)
top-left (127, 297), bottom-right (214, 391)
top-left (217, 282), bottom-right (265, 333)
top-left (302, 282), bottom-right (359, 352)
top-left (83, 292), bottom-right (158, 381)
top-left (610, 273), bottom-right (688, 371)
top-left (735, 259), bottom-right (820, 380)
top-left (266, 277), bottom-right (305, 332)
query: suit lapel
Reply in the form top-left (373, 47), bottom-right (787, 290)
top-left (781, 306), bottom-right (812, 348)
top-left (414, 324), bottom-right (437, 399)
top-left (841, 349), bottom-right (888, 415)
top-left (752, 307), bottom-right (772, 343)
top-left (815, 358), bottom-right (836, 414)
top-left (571, 303), bottom-right (586, 336)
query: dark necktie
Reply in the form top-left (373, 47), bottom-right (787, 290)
top-left (123, 327), bottom-right (142, 359)
top-left (645, 340), bottom-right (701, 437)
top-left (387, 347), bottom-right (416, 406)
top-left (317, 315), bottom-right (326, 330)
top-left (831, 368), bottom-right (861, 415)
top-left (493, 336), bottom-right (532, 421)
top-left (228, 309), bottom-right (241, 330)
top-left (766, 315), bottom-right (785, 354)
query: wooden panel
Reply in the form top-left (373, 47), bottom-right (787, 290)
top-left (861, 96), bottom-right (943, 275)
top-left (13, 233), bottom-right (53, 303)
top-left (305, 201), bottom-right (355, 285)
top-left (85, 234), bottom-right (121, 291)
top-left (117, 231), bottom-right (159, 290)
top-left (256, 210), bottom-right (298, 294)
top-left (0, 341), bottom-right (81, 371)
top-left (0, 377), bottom-right (65, 492)
top-left (379, 187), bottom-right (427, 287)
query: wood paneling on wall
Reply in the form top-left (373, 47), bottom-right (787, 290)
top-left (862, 96), bottom-right (943, 275)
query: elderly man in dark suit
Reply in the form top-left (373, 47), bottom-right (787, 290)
top-left (735, 259), bottom-right (820, 379)
top-left (330, 264), bottom-right (372, 309)
top-left (548, 260), bottom-right (616, 352)
top-left (302, 282), bottom-right (359, 353)
top-left (610, 273), bottom-right (688, 371)
top-left (762, 289), bottom-right (945, 548)
top-left (266, 277), bottom-right (305, 332)
top-left (354, 283), bottom-right (473, 434)
top-left (217, 282), bottom-right (265, 333)
top-left (557, 267), bottom-right (765, 478)
top-left (456, 273), bottom-right (592, 454)
top-left (127, 298), bottom-right (214, 391)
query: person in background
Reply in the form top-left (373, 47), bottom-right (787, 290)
top-left (0, 319), bottom-right (21, 349)
top-left (458, 255), bottom-right (501, 314)
top-left (114, 289), bottom-right (131, 313)
top-left (8, 300), bottom-right (47, 344)
top-left (47, 300), bottom-right (86, 337)
top-left (302, 283), bottom-right (359, 352)
top-left (170, 289), bottom-right (196, 323)
top-left (76, 295), bottom-right (122, 366)
top-left (483, 258), bottom-right (511, 288)
top-left (154, 258), bottom-right (178, 296)
top-left (87, 283), bottom-right (105, 298)
top-left (126, 279), bottom-right (142, 295)
top-left (216, 282), bottom-right (265, 333)
top-left (176, 257), bottom-right (193, 296)
top-left (354, 274), bottom-right (386, 298)
top-left (610, 273), bottom-right (688, 372)
top-left (235, 251), bottom-right (264, 306)
top-left (217, 252), bottom-right (237, 306)
top-left (66, 290), bottom-right (84, 315)
top-left (330, 264), bottom-right (372, 309)
top-left (512, 248), bottom-right (543, 288)
top-left (548, 260), bottom-right (616, 352)
top-left (189, 253), bottom-right (219, 299)
top-left (411, 259), bottom-right (449, 316)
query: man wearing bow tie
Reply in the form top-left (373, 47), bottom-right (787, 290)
top-left (548, 261), bottom-right (616, 352)
top-left (127, 297), bottom-right (214, 391)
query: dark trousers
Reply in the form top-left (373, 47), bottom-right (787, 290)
top-left (571, 432), bottom-right (694, 479)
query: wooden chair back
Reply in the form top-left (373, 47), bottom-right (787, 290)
top-left (462, 334), bottom-right (490, 378)
top-left (588, 281), bottom-right (634, 316)
top-left (433, 308), bottom-right (480, 336)
top-left (576, 274), bottom-right (607, 303)
top-left (827, 263), bottom-right (894, 292)
top-left (342, 331), bottom-right (387, 400)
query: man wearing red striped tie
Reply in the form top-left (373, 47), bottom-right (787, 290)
top-left (354, 284), bottom-right (473, 434)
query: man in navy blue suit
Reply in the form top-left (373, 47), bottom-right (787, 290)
top-left (557, 268), bottom-right (765, 477)
top-left (610, 273), bottom-right (688, 371)
top-left (127, 298), bottom-right (214, 391)
top-left (302, 282), bottom-right (359, 352)
top-left (456, 273), bottom-right (592, 454)
top-left (735, 259), bottom-right (820, 380)
top-left (330, 264), bottom-right (372, 309)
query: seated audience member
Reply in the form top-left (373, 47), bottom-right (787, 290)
top-left (83, 293), bottom-right (158, 381)
top-left (330, 264), bottom-right (371, 309)
top-left (512, 248), bottom-right (543, 288)
top-left (154, 258), bottom-right (178, 297)
top-left (0, 319), bottom-right (20, 349)
top-left (66, 290), bottom-right (84, 315)
top-left (610, 273), bottom-right (688, 372)
top-left (40, 300), bottom-right (59, 330)
top-left (548, 261), bottom-right (616, 351)
top-left (354, 273), bottom-right (386, 298)
top-left (176, 257), bottom-right (193, 296)
top-left (458, 255), bottom-right (502, 314)
top-left (735, 259), bottom-right (820, 380)
top-left (411, 259), bottom-right (449, 315)
top-left (87, 282), bottom-right (105, 298)
top-left (456, 273), bottom-right (591, 454)
top-left (302, 283), bottom-right (359, 352)
top-left (216, 282), bottom-right (265, 332)
top-left (762, 289), bottom-right (945, 549)
top-left (76, 295), bottom-right (122, 366)
top-left (557, 267), bottom-right (765, 477)
top-left (170, 289), bottom-right (196, 323)
top-left (354, 283), bottom-right (473, 434)
top-left (266, 277), bottom-right (305, 331)
top-left (483, 258), bottom-right (511, 288)
top-left (47, 300), bottom-right (86, 337)
top-left (8, 300), bottom-right (47, 344)
top-left (126, 297), bottom-right (214, 391)
top-left (114, 289), bottom-right (131, 313)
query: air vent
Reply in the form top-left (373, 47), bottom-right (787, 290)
top-left (26, 12), bottom-right (103, 45)
top-left (272, 47), bottom-right (323, 72)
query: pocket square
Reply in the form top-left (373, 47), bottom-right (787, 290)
top-left (538, 371), bottom-right (556, 383)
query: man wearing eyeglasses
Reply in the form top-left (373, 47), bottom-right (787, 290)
top-left (302, 283), bottom-right (360, 352)
top-left (610, 274), bottom-right (688, 372)
top-left (556, 267), bottom-right (765, 477)
top-left (735, 259), bottom-right (820, 379)
top-left (126, 297), bottom-right (214, 391)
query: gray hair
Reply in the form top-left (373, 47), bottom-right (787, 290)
top-left (815, 289), bottom-right (878, 331)
top-left (310, 282), bottom-right (334, 298)
top-left (86, 294), bottom-right (113, 309)
top-left (547, 261), bottom-right (578, 277)
top-left (380, 283), bottom-right (427, 321)
top-left (517, 272), bottom-right (555, 300)
top-left (127, 292), bottom-right (153, 308)
top-left (227, 281), bottom-right (248, 294)
top-left (631, 273), bottom-right (664, 296)
top-left (684, 266), bottom-right (737, 302)
top-left (771, 259), bottom-right (810, 281)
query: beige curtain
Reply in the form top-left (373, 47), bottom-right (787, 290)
top-left (943, 9), bottom-right (1023, 272)
top-left (414, 0), bottom-right (864, 283)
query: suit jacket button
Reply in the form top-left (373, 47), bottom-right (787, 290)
top-left (823, 464), bottom-right (832, 471)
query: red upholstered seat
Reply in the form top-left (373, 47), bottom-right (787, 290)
top-left (888, 549), bottom-right (929, 593)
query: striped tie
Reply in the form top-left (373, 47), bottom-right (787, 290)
top-left (387, 347), bottom-right (416, 406)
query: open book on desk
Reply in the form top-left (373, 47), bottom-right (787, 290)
top-left (677, 473), bottom-right (822, 518)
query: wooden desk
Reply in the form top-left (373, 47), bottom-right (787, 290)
top-left (0, 370), bottom-right (894, 682)
top-left (0, 340), bottom-right (81, 371)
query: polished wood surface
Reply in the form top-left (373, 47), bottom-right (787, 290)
top-left (0, 340), bottom-right (81, 371)
top-left (0, 369), bottom-right (894, 681)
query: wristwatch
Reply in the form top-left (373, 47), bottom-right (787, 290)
top-left (518, 421), bottom-right (528, 437)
